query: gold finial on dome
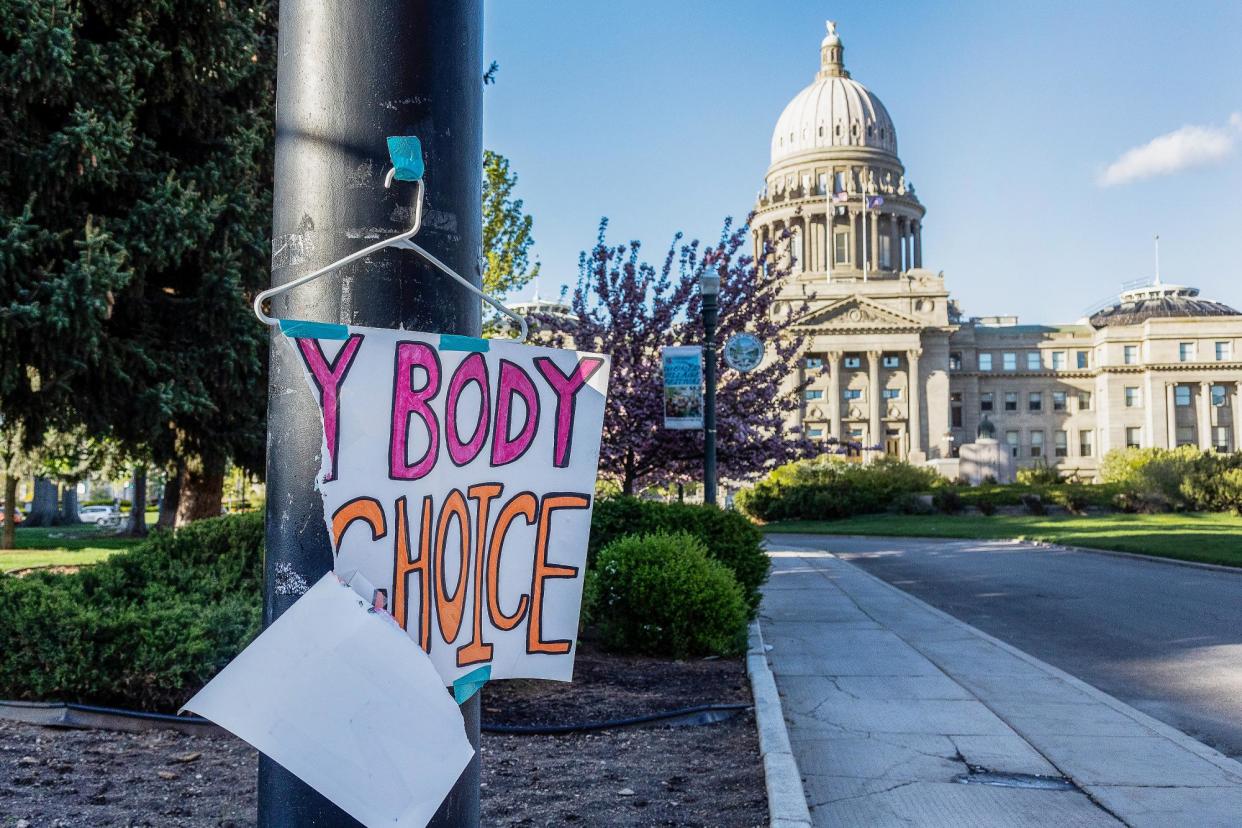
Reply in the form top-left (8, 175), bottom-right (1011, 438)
top-left (819, 20), bottom-right (849, 79)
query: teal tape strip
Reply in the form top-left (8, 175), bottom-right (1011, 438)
top-left (439, 334), bottom-right (490, 353)
top-left (279, 319), bottom-right (350, 340)
top-left (386, 136), bottom-right (425, 182)
top-left (452, 664), bottom-right (491, 704)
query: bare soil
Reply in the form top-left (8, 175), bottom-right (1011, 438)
top-left (0, 646), bottom-right (765, 827)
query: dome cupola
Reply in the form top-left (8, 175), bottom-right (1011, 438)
top-left (770, 21), bottom-right (898, 165)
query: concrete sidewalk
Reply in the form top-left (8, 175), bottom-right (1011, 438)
top-left (761, 539), bottom-right (1242, 827)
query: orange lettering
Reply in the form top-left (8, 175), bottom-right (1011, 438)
top-left (457, 484), bottom-right (503, 666)
top-left (527, 493), bottom-right (589, 655)
top-left (486, 492), bottom-right (535, 631)
top-left (392, 495), bottom-right (432, 652)
top-left (331, 497), bottom-right (386, 552)
top-left (435, 489), bottom-right (470, 644)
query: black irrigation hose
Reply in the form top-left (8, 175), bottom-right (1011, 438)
top-left (0, 700), bottom-right (751, 736)
top-left (481, 703), bottom-right (751, 735)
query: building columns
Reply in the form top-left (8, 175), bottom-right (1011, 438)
top-left (867, 350), bottom-right (882, 450)
top-left (1165, 383), bottom-right (1177, 447)
top-left (827, 351), bottom-right (842, 440)
top-left (869, 212), bottom-right (879, 274)
top-left (913, 220), bottom-right (922, 268)
top-left (1234, 382), bottom-right (1242, 452)
top-left (907, 348), bottom-right (922, 456)
top-left (1199, 380), bottom-right (1213, 450)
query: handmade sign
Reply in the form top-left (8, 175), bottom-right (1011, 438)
top-left (286, 321), bottom-right (611, 685)
top-left (661, 345), bottom-right (704, 429)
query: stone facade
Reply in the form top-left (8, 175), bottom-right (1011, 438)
top-left (753, 23), bottom-right (1242, 479)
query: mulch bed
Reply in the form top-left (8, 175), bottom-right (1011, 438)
top-left (0, 645), bottom-right (766, 827)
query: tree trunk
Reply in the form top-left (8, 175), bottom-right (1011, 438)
top-left (59, 484), bottom-right (82, 525)
top-left (2, 473), bottom-right (17, 550)
top-left (126, 465), bottom-right (149, 537)
top-left (157, 461), bottom-right (183, 530)
top-left (24, 477), bottom-right (59, 527)
top-left (175, 454), bottom-right (226, 526)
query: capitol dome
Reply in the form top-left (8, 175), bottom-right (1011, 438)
top-left (770, 21), bottom-right (898, 164)
top-left (1089, 283), bottom-right (1240, 328)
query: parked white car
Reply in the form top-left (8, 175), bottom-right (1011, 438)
top-left (78, 505), bottom-right (121, 525)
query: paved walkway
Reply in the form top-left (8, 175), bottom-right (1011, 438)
top-left (761, 539), bottom-right (1242, 827)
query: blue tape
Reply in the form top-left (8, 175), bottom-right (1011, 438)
top-left (386, 136), bottom-right (425, 182)
top-left (452, 664), bottom-right (491, 704)
top-left (279, 319), bottom-right (350, 340)
top-left (439, 334), bottom-right (489, 353)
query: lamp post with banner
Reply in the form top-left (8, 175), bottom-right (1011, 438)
top-left (700, 273), bottom-right (720, 505)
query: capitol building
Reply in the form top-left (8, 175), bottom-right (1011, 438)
top-left (754, 22), bottom-right (1242, 479)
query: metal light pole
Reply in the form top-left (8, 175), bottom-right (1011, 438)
top-left (701, 273), bottom-right (720, 505)
top-left (262, 1), bottom-right (482, 825)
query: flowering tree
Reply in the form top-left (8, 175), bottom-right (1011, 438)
top-left (544, 218), bottom-right (811, 495)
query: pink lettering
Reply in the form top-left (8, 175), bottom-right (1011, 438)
top-left (534, 356), bottom-right (605, 468)
top-left (295, 334), bottom-right (364, 482)
top-left (390, 342), bottom-right (442, 480)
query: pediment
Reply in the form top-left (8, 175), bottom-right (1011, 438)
top-left (791, 295), bottom-right (924, 331)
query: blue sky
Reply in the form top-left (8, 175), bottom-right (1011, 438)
top-left (482, 1), bottom-right (1242, 323)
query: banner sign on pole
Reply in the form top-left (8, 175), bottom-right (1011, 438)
top-left (289, 324), bottom-right (611, 685)
top-left (661, 345), bottom-right (704, 430)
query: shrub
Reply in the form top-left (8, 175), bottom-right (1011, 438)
top-left (587, 532), bottom-right (748, 658)
top-left (932, 488), bottom-right (964, 514)
top-left (0, 513), bottom-right (264, 711)
top-left (1101, 446), bottom-right (1242, 512)
top-left (1020, 494), bottom-right (1046, 516)
top-left (1016, 464), bottom-right (1061, 486)
top-left (737, 456), bottom-right (942, 522)
top-left (892, 492), bottom-right (934, 515)
top-left (589, 497), bottom-right (768, 614)
top-left (976, 494), bottom-right (998, 516)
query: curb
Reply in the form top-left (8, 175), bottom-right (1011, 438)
top-left (746, 620), bottom-right (812, 828)
top-left (824, 550), bottom-right (1242, 782)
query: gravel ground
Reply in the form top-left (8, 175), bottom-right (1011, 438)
top-left (0, 647), bottom-right (766, 827)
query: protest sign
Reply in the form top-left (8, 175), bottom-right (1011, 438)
top-left (661, 345), bottom-right (704, 429)
top-left (182, 573), bottom-right (474, 828)
top-left (287, 323), bottom-right (611, 685)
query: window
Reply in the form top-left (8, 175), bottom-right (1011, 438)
top-left (1174, 385), bottom-right (1191, 407)
top-left (834, 171), bottom-right (846, 193)
top-left (1216, 341), bottom-right (1232, 361)
top-left (1078, 390), bottom-right (1092, 411)
top-left (1126, 427), bottom-right (1142, 449)
top-left (1212, 385), bottom-right (1227, 407)
top-left (817, 173), bottom-right (828, 195)
top-left (882, 355), bottom-right (900, 368)
top-left (1028, 392), bottom-right (1042, 412)
top-left (1076, 350), bottom-right (1089, 369)
top-left (834, 232), bottom-right (850, 264)
top-left (1123, 345), bottom-right (1138, 365)
top-left (979, 353), bottom-right (993, 371)
top-left (1079, 429), bottom-right (1093, 457)
top-left (1213, 426), bottom-right (1232, 453)
top-left (1176, 425), bottom-right (1195, 447)
top-left (807, 427), bottom-right (824, 438)
top-left (804, 389), bottom-right (823, 401)
top-left (949, 352), bottom-right (962, 371)
top-left (1004, 392), bottom-right (1018, 412)
top-left (1005, 430), bottom-right (1020, 458)
top-left (951, 404), bottom-right (963, 428)
top-left (844, 388), bottom-right (862, 400)
top-left (1027, 352), bottom-right (1041, 370)
top-left (882, 388), bottom-right (901, 400)
top-left (1030, 430), bottom-right (1044, 457)
top-left (1178, 342), bottom-right (1195, 362)
top-left (1054, 430), bottom-right (1068, 458)
top-left (1124, 386), bottom-right (1140, 408)
top-left (1003, 352), bottom-right (1017, 371)
top-left (1052, 391), bottom-right (1067, 411)
top-left (980, 392), bottom-right (994, 412)
top-left (844, 356), bottom-right (861, 368)
top-left (1051, 351), bottom-right (1066, 370)
top-left (805, 357), bottom-right (824, 370)
top-left (849, 427), bottom-right (864, 439)
top-left (879, 234), bottom-right (892, 269)
top-left (801, 174), bottom-right (812, 192)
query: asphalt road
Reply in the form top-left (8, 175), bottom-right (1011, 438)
top-left (770, 533), bottom-right (1242, 759)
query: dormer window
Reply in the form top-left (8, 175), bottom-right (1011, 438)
top-left (866, 125), bottom-right (873, 138)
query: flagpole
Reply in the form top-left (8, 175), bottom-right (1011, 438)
top-left (862, 181), bottom-right (869, 282)
top-left (825, 177), bottom-right (832, 284)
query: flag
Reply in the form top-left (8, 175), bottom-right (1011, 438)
top-left (832, 191), bottom-right (849, 203)
top-left (866, 195), bottom-right (884, 208)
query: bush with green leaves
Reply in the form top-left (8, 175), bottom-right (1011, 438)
top-left (0, 513), bottom-right (263, 711)
top-left (589, 497), bottom-right (768, 614)
top-left (586, 532), bottom-right (748, 658)
top-left (932, 488), bottom-right (964, 514)
top-left (1101, 446), bottom-right (1242, 512)
top-left (1016, 464), bottom-right (1061, 486)
top-left (736, 456), bottom-right (943, 522)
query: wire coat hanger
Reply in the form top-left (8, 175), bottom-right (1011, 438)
top-left (253, 137), bottom-right (529, 342)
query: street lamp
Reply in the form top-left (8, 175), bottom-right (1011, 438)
top-left (700, 272), bottom-right (720, 505)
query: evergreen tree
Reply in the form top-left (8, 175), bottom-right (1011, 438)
top-left (0, 0), bottom-right (276, 522)
top-left (483, 149), bottom-right (539, 300)
top-left (544, 218), bottom-right (811, 494)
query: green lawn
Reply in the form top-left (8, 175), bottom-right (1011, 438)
top-left (0, 524), bottom-right (148, 573)
top-left (762, 512), bottom-right (1242, 567)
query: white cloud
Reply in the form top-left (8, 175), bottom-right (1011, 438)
top-left (1097, 114), bottom-right (1241, 187)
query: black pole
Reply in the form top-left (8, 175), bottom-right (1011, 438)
top-left (262, 2), bottom-right (483, 826)
top-left (703, 291), bottom-right (718, 506)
